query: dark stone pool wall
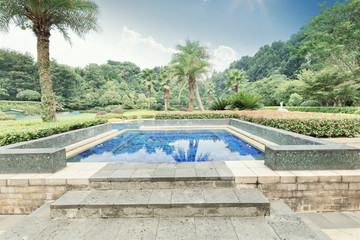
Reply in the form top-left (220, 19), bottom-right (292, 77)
top-left (0, 123), bottom-right (112, 173)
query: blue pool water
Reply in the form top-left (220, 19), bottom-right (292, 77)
top-left (68, 129), bottom-right (264, 163)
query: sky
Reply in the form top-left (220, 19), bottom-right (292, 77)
top-left (0, 0), bottom-right (339, 72)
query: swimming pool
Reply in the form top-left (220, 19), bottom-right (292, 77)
top-left (68, 129), bottom-right (264, 163)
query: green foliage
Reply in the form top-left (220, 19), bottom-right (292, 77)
top-left (0, 115), bottom-right (15, 120)
top-left (231, 91), bottom-right (262, 110)
top-left (288, 93), bottom-right (303, 106)
top-left (0, 100), bottom-right (41, 115)
top-left (155, 112), bottom-right (239, 120)
top-left (99, 91), bottom-right (122, 106)
top-left (226, 69), bottom-right (248, 93)
top-left (110, 108), bottom-right (124, 114)
top-left (0, 118), bottom-right (107, 146)
top-left (300, 100), bottom-right (321, 107)
top-left (0, 111), bottom-right (4, 115)
top-left (16, 90), bottom-right (41, 101)
top-left (263, 106), bottom-right (360, 115)
top-left (209, 98), bottom-right (231, 110)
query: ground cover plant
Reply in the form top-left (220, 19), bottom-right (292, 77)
top-left (0, 100), bottom-right (41, 115)
top-left (263, 106), bottom-right (360, 115)
top-left (155, 110), bottom-right (360, 137)
top-left (0, 118), bottom-right (107, 146)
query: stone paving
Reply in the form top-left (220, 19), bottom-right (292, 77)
top-left (1, 200), bottom-right (321, 240)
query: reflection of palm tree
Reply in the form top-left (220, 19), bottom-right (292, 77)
top-left (172, 139), bottom-right (210, 162)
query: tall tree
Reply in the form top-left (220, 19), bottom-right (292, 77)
top-left (171, 39), bottom-right (210, 111)
top-left (140, 69), bottom-right (156, 109)
top-left (0, 0), bottom-right (99, 122)
top-left (226, 69), bottom-right (248, 94)
top-left (159, 66), bottom-right (172, 111)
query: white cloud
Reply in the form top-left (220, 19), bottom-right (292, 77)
top-left (210, 45), bottom-right (239, 72)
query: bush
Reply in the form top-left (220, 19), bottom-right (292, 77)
top-left (96, 113), bottom-right (123, 119)
top-left (99, 91), bottom-right (122, 106)
top-left (263, 106), bottom-right (360, 115)
top-left (0, 111), bottom-right (5, 115)
top-left (96, 111), bottom-right (107, 116)
top-left (180, 107), bottom-right (188, 111)
top-left (300, 100), bottom-right (321, 107)
top-left (110, 108), bottom-right (124, 114)
top-left (231, 91), bottom-right (262, 110)
top-left (0, 118), bottom-right (108, 146)
top-left (288, 93), bottom-right (303, 106)
top-left (0, 100), bottom-right (41, 115)
top-left (155, 110), bottom-right (360, 137)
top-left (0, 115), bottom-right (16, 121)
top-left (210, 98), bottom-right (231, 110)
top-left (16, 90), bottom-right (41, 101)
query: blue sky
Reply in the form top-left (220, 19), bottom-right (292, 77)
top-left (0, 0), bottom-right (338, 71)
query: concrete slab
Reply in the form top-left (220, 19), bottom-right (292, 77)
top-left (195, 217), bottom-right (238, 240)
top-left (156, 218), bottom-right (196, 240)
top-left (231, 217), bottom-right (280, 240)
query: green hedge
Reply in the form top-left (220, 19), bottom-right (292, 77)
top-left (263, 106), bottom-right (360, 115)
top-left (95, 113), bottom-right (156, 120)
top-left (0, 100), bottom-right (41, 115)
top-left (0, 115), bottom-right (16, 121)
top-left (154, 111), bottom-right (360, 137)
top-left (0, 118), bottom-right (108, 146)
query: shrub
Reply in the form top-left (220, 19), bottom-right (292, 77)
top-left (210, 98), bottom-right (231, 110)
top-left (111, 108), bottom-right (124, 114)
top-left (300, 100), bottom-right (321, 107)
top-left (288, 93), bottom-right (303, 106)
top-left (96, 111), bottom-right (107, 116)
top-left (180, 107), bottom-right (188, 111)
top-left (0, 111), bottom-right (5, 115)
top-left (96, 113), bottom-right (123, 119)
top-left (99, 91), bottom-right (122, 106)
top-left (0, 115), bottom-right (16, 121)
top-left (16, 90), bottom-right (41, 101)
top-left (0, 100), bottom-right (41, 115)
top-left (0, 118), bottom-right (107, 146)
top-left (231, 91), bottom-right (262, 110)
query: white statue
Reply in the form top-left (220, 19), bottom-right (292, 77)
top-left (277, 102), bottom-right (289, 112)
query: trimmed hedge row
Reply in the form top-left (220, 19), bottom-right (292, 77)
top-left (95, 113), bottom-right (156, 120)
top-left (0, 115), bottom-right (16, 121)
top-left (0, 119), bottom-right (107, 146)
top-left (263, 106), bottom-right (360, 115)
top-left (0, 100), bottom-right (41, 115)
top-left (154, 111), bottom-right (360, 138)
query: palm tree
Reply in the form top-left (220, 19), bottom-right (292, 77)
top-left (226, 69), bottom-right (248, 94)
top-left (140, 69), bottom-right (156, 110)
top-left (0, 0), bottom-right (99, 122)
top-left (171, 39), bottom-right (211, 111)
top-left (159, 66), bottom-right (172, 111)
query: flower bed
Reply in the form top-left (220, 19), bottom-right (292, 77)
top-left (0, 118), bottom-right (107, 146)
top-left (155, 110), bottom-right (360, 137)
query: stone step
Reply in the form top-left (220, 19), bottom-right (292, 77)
top-left (89, 162), bottom-right (236, 190)
top-left (50, 188), bottom-right (270, 219)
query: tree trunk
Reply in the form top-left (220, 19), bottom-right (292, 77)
top-left (147, 85), bottom-right (151, 110)
top-left (206, 91), bottom-right (212, 106)
top-left (164, 88), bottom-right (167, 111)
top-left (37, 33), bottom-right (56, 122)
top-left (194, 81), bottom-right (205, 111)
top-left (235, 85), bottom-right (239, 94)
top-left (188, 75), bottom-right (195, 111)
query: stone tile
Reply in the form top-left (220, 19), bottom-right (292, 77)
top-left (231, 168), bottom-right (257, 183)
top-left (171, 189), bottom-right (205, 205)
top-left (267, 215), bottom-right (321, 240)
top-left (152, 168), bottom-right (175, 180)
top-left (115, 218), bottom-right (158, 240)
top-left (243, 160), bottom-right (266, 168)
top-left (322, 228), bottom-right (360, 240)
top-left (231, 217), bottom-right (280, 240)
top-left (203, 189), bottom-right (239, 205)
top-left (130, 169), bottom-right (155, 181)
top-left (148, 189), bottom-right (172, 206)
top-left (321, 212), bottom-right (360, 229)
top-left (296, 213), bottom-right (337, 229)
top-left (194, 162), bottom-right (214, 169)
top-left (343, 212), bottom-right (360, 225)
top-left (174, 168), bottom-right (197, 180)
top-left (234, 188), bottom-right (269, 204)
top-left (274, 171), bottom-right (296, 183)
top-left (195, 168), bottom-right (220, 180)
top-left (29, 174), bottom-right (52, 186)
top-left (7, 174), bottom-right (35, 186)
top-left (81, 190), bottom-right (121, 206)
top-left (333, 170), bottom-right (360, 182)
top-left (52, 191), bottom-right (90, 208)
top-left (175, 162), bottom-right (195, 169)
top-left (0, 215), bottom-right (27, 231)
top-left (310, 170), bottom-right (342, 182)
top-left (156, 163), bottom-right (177, 169)
top-left (71, 219), bottom-right (120, 240)
top-left (250, 167), bottom-right (280, 183)
top-left (216, 168), bottom-right (235, 180)
top-left (212, 161), bottom-right (228, 169)
top-left (290, 171), bottom-right (319, 183)
top-left (156, 218), bottom-right (196, 240)
top-left (114, 190), bottom-right (152, 205)
top-left (44, 177), bottom-right (67, 185)
top-left (225, 161), bottom-right (248, 168)
top-left (270, 200), bottom-right (295, 216)
top-left (108, 169), bottom-right (135, 181)
top-left (195, 217), bottom-right (238, 240)
top-left (90, 169), bottom-right (117, 181)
